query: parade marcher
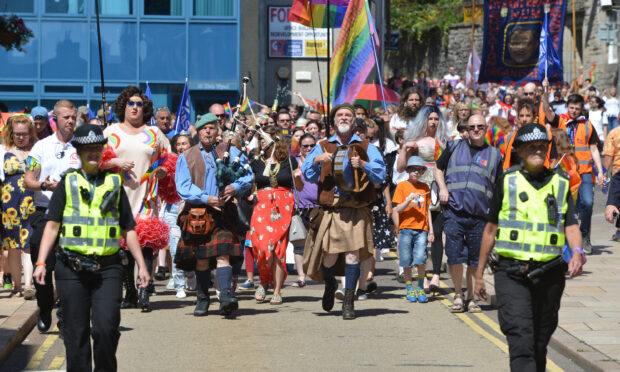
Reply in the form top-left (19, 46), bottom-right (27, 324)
top-left (25, 99), bottom-right (81, 333)
top-left (101, 86), bottom-right (171, 311)
top-left (33, 124), bottom-right (151, 372)
top-left (434, 114), bottom-right (503, 313)
top-left (389, 87), bottom-right (424, 134)
top-left (175, 113), bottom-right (253, 317)
top-left (543, 81), bottom-right (605, 254)
top-left (302, 103), bottom-right (385, 320)
top-left (31, 106), bottom-right (54, 140)
top-left (474, 123), bottom-right (584, 372)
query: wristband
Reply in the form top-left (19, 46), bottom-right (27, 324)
top-left (35, 262), bottom-right (46, 267)
top-left (572, 247), bottom-right (587, 264)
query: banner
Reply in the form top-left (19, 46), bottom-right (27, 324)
top-left (479, 0), bottom-right (566, 85)
top-left (269, 6), bottom-right (332, 58)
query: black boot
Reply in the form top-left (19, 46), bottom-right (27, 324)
top-left (154, 266), bottom-right (167, 281)
top-left (322, 278), bottom-right (338, 312)
top-left (121, 264), bottom-right (138, 309)
top-left (194, 291), bottom-right (210, 316)
top-left (342, 288), bottom-right (355, 320)
top-left (139, 286), bottom-right (151, 312)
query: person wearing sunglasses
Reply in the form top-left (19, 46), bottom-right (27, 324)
top-left (24, 99), bottom-right (81, 335)
top-left (434, 114), bottom-right (503, 314)
top-left (522, 82), bottom-right (548, 126)
top-left (475, 123), bottom-right (584, 372)
top-left (101, 86), bottom-right (172, 312)
top-left (209, 103), bottom-right (227, 130)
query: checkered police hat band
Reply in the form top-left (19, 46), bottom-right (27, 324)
top-left (516, 128), bottom-right (548, 144)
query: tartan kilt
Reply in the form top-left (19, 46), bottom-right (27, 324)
top-left (177, 203), bottom-right (242, 266)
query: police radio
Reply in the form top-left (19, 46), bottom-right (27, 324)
top-left (545, 194), bottom-right (558, 225)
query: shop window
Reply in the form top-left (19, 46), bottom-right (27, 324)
top-left (144, 0), bottom-right (181, 16)
top-left (193, 0), bottom-right (233, 16)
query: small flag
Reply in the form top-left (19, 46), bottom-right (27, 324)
top-left (272, 97), bottom-right (279, 112)
top-left (145, 82), bottom-right (156, 126)
top-left (171, 78), bottom-right (190, 137)
top-left (240, 98), bottom-right (250, 112)
top-left (88, 106), bottom-right (96, 119)
top-left (434, 139), bottom-right (443, 161)
top-left (223, 102), bottom-right (232, 118)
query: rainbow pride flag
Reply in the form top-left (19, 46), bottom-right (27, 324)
top-left (240, 98), bottom-right (250, 112)
top-left (223, 102), bottom-right (232, 118)
top-left (434, 139), bottom-right (444, 161)
top-left (288, 0), bottom-right (349, 28)
top-left (327, 0), bottom-right (379, 105)
top-left (485, 126), bottom-right (505, 148)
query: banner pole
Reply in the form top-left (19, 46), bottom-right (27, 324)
top-left (470, 0), bottom-right (475, 90)
top-left (572, 0), bottom-right (577, 92)
top-left (327, 0), bottom-right (331, 123)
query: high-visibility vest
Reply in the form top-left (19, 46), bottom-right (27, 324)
top-left (559, 115), bottom-right (593, 174)
top-left (59, 171), bottom-right (122, 256)
top-left (502, 130), bottom-right (552, 170)
top-left (495, 169), bottom-right (569, 262)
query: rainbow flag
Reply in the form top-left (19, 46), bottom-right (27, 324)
top-left (240, 98), bottom-right (250, 112)
top-left (223, 102), bottom-right (232, 118)
top-left (272, 97), bottom-right (279, 112)
top-left (327, 0), bottom-right (380, 105)
top-left (590, 62), bottom-right (596, 84)
top-left (485, 126), bottom-right (505, 148)
top-left (288, 0), bottom-right (349, 28)
top-left (434, 139), bottom-right (443, 161)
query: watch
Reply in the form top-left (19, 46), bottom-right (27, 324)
top-left (40, 182), bottom-right (47, 191)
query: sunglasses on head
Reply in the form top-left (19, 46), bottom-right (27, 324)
top-left (468, 124), bottom-right (485, 131)
top-left (127, 100), bottom-right (143, 108)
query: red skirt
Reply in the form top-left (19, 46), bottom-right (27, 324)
top-left (250, 187), bottom-right (294, 287)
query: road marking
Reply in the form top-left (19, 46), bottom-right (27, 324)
top-left (48, 354), bottom-right (65, 370)
top-left (437, 280), bottom-right (564, 372)
top-left (25, 327), bottom-right (59, 371)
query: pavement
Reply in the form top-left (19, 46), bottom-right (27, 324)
top-left (1, 190), bottom-right (620, 371)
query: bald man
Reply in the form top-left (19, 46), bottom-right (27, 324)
top-left (523, 82), bottom-right (546, 125)
top-left (209, 103), bottom-right (227, 129)
top-left (434, 114), bottom-right (503, 313)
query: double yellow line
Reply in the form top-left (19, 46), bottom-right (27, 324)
top-left (24, 326), bottom-right (65, 371)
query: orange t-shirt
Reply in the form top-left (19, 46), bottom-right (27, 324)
top-left (392, 180), bottom-right (430, 231)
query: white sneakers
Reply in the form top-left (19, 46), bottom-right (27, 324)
top-left (176, 290), bottom-right (187, 299)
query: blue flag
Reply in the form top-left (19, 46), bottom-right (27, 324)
top-left (145, 82), bottom-right (156, 126)
top-left (88, 107), bottom-right (96, 119)
top-left (171, 79), bottom-right (190, 138)
top-left (538, 10), bottom-right (548, 80)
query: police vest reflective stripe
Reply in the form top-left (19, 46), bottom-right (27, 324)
top-left (559, 115), bottom-right (593, 174)
top-left (444, 139), bottom-right (501, 216)
top-left (59, 171), bottom-right (121, 256)
top-left (496, 170), bottom-right (569, 262)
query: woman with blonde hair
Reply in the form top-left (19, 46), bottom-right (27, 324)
top-left (1, 115), bottom-right (37, 298)
top-left (249, 126), bottom-right (302, 304)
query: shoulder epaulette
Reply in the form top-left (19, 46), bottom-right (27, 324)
top-left (504, 165), bottom-right (522, 174)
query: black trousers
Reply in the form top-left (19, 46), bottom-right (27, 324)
top-left (55, 259), bottom-right (123, 372)
top-left (29, 209), bottom-right (56, 317)
top-left (494, 261), bottom-right (566, 372)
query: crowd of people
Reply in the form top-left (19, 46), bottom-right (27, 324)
top-left (0, 67), bottom-right (617, 370)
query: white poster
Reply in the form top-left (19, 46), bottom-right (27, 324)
top-left (268, 6), bottom-right (332, 59)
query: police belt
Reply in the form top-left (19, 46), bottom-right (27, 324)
top-left (56, 248), bottom-right (121, 273)
top-left (496, 255), bottom-right (564, 283)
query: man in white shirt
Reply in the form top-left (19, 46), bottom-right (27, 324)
top-left (604, 87), bottom-right (619, 131)
top-left (24, 99), bottom-right (80, 334)
top-left (443, 66), bottom-right (460, 88)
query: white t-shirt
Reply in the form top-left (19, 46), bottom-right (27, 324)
top-left (371, 138), bottom-right (399, 155)
top-left (604, 96), bottom-right (619, 117)
top-left (27, 133), bottom-right (80, 208)
top-left (389, 114), bottom-right (410, 134)
top-left (392, 152), bottom-right (409, 186)
top-left (589, 110), bottom-right (608, 141)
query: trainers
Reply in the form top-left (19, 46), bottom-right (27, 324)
top-left (3, 274), bottom-right (12, 290)
top-left (356, 289), bottom-right (368, 301)
top-left (335, 288), bottom-right (345, 301)
top-left (416, 289), bottom-right (428, 303)
top-left (186, 276), bottom-right (197, 291)
top-left (406, 289), bottom-right (417, 302)
top-left (176, 289), bottom-right (187, 299)
top-left (239, 279), bottom-right (255, 289)
top-left (612, 233), bottom-right (620, 242)
top-left (166, 279), bottom-right (175, 290)
top-left (583, 237), bottom-right (593, 254)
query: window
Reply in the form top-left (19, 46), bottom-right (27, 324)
top-left (41, 21), bottom-right (88, 79)
top-left (0, 0), bottom-right (33, 13)
top-left (144, 0), bottom-right (181, 16)
top-left (46, 0), bottom-right (84, 14)
top-left (193, 0), bottom-right (233, 16)
top-left (98, 0), bottom-right (132, 15)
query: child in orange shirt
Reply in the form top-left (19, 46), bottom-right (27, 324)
top-left (392, 156), bottom-right (434, 303)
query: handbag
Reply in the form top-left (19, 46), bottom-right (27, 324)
top-left (288, 156), bottom-right (308, 246)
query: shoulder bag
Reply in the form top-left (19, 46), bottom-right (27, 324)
top-left (287, 156), bottom-right (307, 246)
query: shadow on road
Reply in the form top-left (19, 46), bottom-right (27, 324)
top-left (312, 308), bottom-right (409, 317)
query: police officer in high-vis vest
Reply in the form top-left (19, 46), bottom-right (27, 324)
top-left (33, 124), bottom-right (150, 372)
top-left (475, 123), bottom-right (585, 372)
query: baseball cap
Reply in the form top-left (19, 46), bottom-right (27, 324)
top-left (31, 106), bottom-right (49, 120)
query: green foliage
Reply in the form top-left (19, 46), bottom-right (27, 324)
top-left (390, 0), bottom-right (463, 43)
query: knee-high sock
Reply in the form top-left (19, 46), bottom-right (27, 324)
top-left (344, 263), bottom-right (360, 290)
top-left (195, 270), bottom-right (211, 297)
top-left (322, 264), bottom-right (336, 282)
top-left (216, 266), bottom-right (233, 299)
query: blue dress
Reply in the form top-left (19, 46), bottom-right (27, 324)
top-left (1, 152), bottom-right (35, 250)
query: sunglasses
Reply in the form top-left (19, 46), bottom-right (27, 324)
top-left (468, 125), bottom-right (485, 131)
top-left (523, 92), bottom-right (535, 96)
top-left (127, 100), bottom-right (143, 108)
top-left (301, 144), bottom-right (315, 149)
top-left (407, 167), bottom-right (426, 174)
top-left (215, 114), bottom-right (226, 118)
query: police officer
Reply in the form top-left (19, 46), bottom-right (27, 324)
top-left (33, 124), bottom-right (150, 372)
top-left (475, 123), bottom-right (585, 372)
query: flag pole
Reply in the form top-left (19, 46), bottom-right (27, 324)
top-left (309, 3), bottom-right (326, 119)
top-left (470, 0), bottom-right (475, 90)
top-left (326, 0), bottom-right (331, 124)
top-left (365, 0), bottom-right (387, 111)
top-left (572, 0), bottom-right (577, 92)
top-left (544, 4), bottom-right (549, 80)
top-left (94, 0), bottom-right (107, 125)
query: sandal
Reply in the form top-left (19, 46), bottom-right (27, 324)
top-left (450, 294), bottom-right (465, 313)
top-left (429, 275), bottom-right (440, 293)
top-left (254, 285), bottom-right (266, 302)
top-left (270, 294), bottom-right (283, 305)
top-left (467, 298), bottom-right (482, 313)
top-left (10, 290), bottom-right (23, 298)
top-left (292, 280), bottom-right (306, 288)
top-left (423, 277), bottom-right (430, 294)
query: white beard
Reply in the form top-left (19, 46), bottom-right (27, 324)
top-left (337, 123), bottom-right (350, 134)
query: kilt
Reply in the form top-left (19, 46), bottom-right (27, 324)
top-left (177, 203), bottom-right (242, 268)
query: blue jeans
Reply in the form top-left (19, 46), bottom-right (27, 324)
top-left (608, 115), bottom-right (618, 131)
top-left (398, 229), bottom-right (428, 267)
top-left (443, 208), bottom-right (485, 267)
top-left (163, 203), bottom-right (185, 290)
top-left (577, 173), bottom-right (594, 237)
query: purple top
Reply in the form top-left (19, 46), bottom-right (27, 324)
top-left (296, 156), bottom-right (318, 208)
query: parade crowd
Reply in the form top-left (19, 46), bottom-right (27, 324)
top-left (1, 67), bottom-right (618, 371)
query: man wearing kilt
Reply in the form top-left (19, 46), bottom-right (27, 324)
top-left (175, 113), bottom-right (253, 317)
top-left (302, 104), bottom-right (386, 320)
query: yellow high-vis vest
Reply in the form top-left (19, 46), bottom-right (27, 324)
top-left (495, 170), bottom-right (569, 262)
top-left (59, 171), bottom-right (121, 256)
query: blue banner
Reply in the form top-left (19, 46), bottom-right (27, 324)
top-left (172, 79), bottom-right (190, 137)
top-left (479, 0), bottom-right (566, 85)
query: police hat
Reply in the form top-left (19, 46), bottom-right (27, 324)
top-left (513, 123), bottom-right (550, 148)
top-left (71, 124), bottom-right (107, 147)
